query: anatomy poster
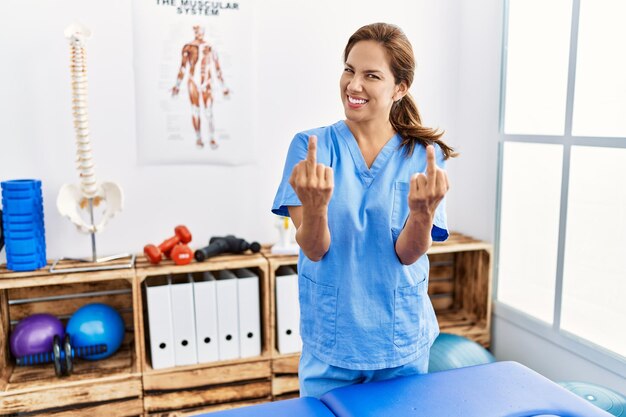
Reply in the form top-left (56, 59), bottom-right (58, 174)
top-left (133, 1), bottom-right (254, 165)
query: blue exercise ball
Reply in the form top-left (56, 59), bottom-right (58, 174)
top-left (66, 303), bottom-right (125, 360)
top-left (428, 333), bottom-right (496, 372)
top-left (558, 381), bottom-right (626, 416)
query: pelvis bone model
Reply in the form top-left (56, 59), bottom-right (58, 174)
top-left (57, 23), bottom-right (123, 234)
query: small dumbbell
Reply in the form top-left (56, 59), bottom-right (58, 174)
top-left (170, 242), bottom-right (193, 265)
top-left (16, 334), bottom-right (107, 377)
top-left (144, 226), bottom-right (192, 265)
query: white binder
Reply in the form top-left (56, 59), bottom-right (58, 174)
top-left (193, 271), bottom-right (220, 363)
top-left (233, 268), bottom-right (261, 358)
top-left (170, 274), bottom-right (198, 366)
top-left (145, 275), bottom-right (176, 369)
top-left (275, 266), bottom-right (302, 354)
top-left (215, 270), bottom-right (240, 360)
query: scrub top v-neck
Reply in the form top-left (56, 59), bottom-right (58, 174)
top-left (272, 120), bottom-right (448, 370)
top-left (342, 121), bottom-right (398, 187)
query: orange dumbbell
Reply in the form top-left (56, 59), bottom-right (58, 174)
top-left (144, 226), bottom-right (192, 265)
top-left (170, 243), bottom-right (193, 265)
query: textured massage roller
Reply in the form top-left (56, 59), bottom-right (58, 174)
top-left (16, 334), bottom-right (107, 377)
top-left (51, 23), bottom-right (135, 273)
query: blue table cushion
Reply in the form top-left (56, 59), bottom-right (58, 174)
top-left (197, 397), bottom-right (336, 417)
top-left (320, 361), bottom-right (612, 417)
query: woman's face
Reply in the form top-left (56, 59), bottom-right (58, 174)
top-left (340, 40), bottom-right (405, 126)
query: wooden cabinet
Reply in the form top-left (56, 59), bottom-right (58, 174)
top-left (265, 253), bottom-right (301, 401)
top-left (0, 262), bottom-right (143, 416)
top-left (0, 233), bottom-right (491, 415)
top-left (135, 253), bottom-right (272, 416)
top-left (428, 233), bottom-right (493, 347)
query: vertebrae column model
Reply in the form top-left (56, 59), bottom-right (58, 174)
top-left (56, 24), bottom-right (124, 260)
top-left (68, 25), bottom-right (98, 202)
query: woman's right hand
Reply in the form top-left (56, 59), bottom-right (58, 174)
top-left (288, 135), bottom-right (334, 212)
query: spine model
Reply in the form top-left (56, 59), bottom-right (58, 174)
top-left (57, 24), bottom-right (124, 241)
top-left (66, 24), bottom-right (98, 203)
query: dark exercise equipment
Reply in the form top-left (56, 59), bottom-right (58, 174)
top-left (16, 333), bottom-right (107, 377)
top-left (194, 235), bottom-right (261, 262)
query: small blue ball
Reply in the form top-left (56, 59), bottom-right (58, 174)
top-left (66, 303), bottom-right (125, 360)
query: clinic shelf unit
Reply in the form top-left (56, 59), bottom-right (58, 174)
top-left (0, 260), bottom-right (143, 417)
top-left (135, 253), bottom-right (273, 415)
top-left (264, 252), bottom-right (301, 400)
top-left (0, 232), bottom-right (491, 415)
top-left (271, 354), bottom-right (300, 400)
top-left (428, 233), bottom-right (493, 348)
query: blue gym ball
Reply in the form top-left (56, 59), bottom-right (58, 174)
top-left (429, 333), bottom-right (496, 372)
top-left (558, 381), bottom-right (626, 416)
top-left (66, 303), bottom-right (125, 360)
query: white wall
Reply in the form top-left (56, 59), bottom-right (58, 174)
top-left (494, 317), bottom-right (626, 393)
top-left (447, 0), bottom-right (502, 243)
top-left (0, 0), bottom-right (460, 260)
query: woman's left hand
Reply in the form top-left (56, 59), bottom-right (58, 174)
top-left (408, 145), bottom-right (450, 219)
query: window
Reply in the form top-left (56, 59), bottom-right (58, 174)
top-left (496, 0), bottom-right (626, 371)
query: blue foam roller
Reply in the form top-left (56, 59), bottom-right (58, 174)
top-left (3, 229), bottom-right (44, 240)
top-left (5, 237), bottom-right (44, 255)
top-left (196, 398), bottom-right (336, 417)
top-left (559, 381), bottom-right (626, 416)
top-left (1, 179), bottom-right (42, 191)
top-left (6, 252), bottom-right (45, 264)
top-left (320, 362), bottom-right (613, 417)
top-left (428, 333), bottom-right (496, 372)
top-left (7, 260), bottom-right (46, 272)
top-left (2, 196), bottom-right (42, 208)
top-left (2, 222), bottom-right (38, 232)
top-left (2, 189), bottom-right (42, 199)
top-left (2, 212), bottom-right (44, 224)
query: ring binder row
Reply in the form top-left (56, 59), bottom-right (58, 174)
top-left (275, 266), bottom-right (302, 355)
top-left (144, 269), bottom-right (262, 370)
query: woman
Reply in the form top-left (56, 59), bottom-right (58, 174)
top-left (272, 22), bottom-right (456, 398)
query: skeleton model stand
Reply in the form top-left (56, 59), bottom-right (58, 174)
top-left (51, 23), bottom-right (134, 273)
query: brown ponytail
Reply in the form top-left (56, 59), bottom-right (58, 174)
top-left (391, 93), bottom-right (457, 158)
top-left (344, 23), bottom-right (458, 159)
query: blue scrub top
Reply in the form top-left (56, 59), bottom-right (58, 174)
top-left (272, 120), bottom-right (448, 370)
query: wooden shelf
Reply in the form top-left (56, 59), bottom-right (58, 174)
top-left (134, 252), bottom-right (268, 279)
top-left (0, 232), bottom-right (492, 415)
top-left (145, 398), bottom-right (270, 417)
top-left (271, 353), bottom-right (300, 400)
top-left (0, 265), bottom-right (141, 416)
top-left (1, 372), bottom-right (143, 416)
top-left (142, 358), bottom-right (272, 415)
top-left (135, 252), bottom-right (273, 415)
top-left (0, 259), bottom-right (135, 290)
top-left (428, 234), bottom-right (493, 347)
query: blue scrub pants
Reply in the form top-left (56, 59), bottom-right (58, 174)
top-left (298, 344), bottom-right (430, 398)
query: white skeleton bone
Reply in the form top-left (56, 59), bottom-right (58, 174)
top-left (57, 23), bottom-right (123, 234)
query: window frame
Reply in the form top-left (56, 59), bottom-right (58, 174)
top-left (495, 0), bottom-right (626, 377)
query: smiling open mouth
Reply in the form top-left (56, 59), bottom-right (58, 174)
top-left (348, 95), bottom-right (368, 104)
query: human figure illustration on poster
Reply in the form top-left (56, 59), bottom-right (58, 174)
top-left (171, 25), bottom-right (230, 149)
